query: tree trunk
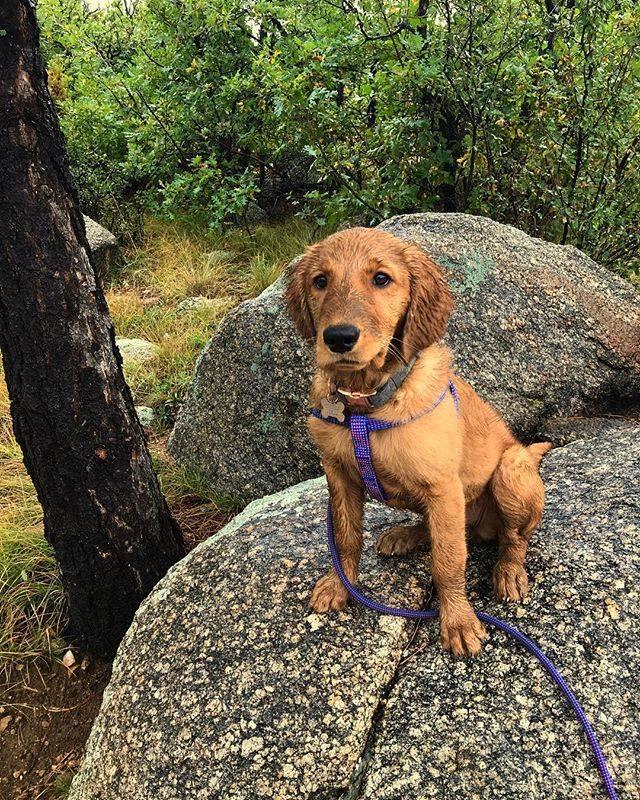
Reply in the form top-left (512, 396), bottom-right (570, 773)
top-left (0, 1), bottom-right (185, 659)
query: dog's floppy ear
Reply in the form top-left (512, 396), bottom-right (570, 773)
top-left (285, 253), bottom-right (315, 341)
top-left (401, 244), bottom-right (454, 357)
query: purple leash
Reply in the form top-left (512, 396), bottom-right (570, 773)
top-left (314, 381), bottom-right (619, 800)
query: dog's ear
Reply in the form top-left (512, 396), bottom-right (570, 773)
top-left (285, 253), bottom-right (315, 341)
top-left (401, 244), bottom-right (454, 357)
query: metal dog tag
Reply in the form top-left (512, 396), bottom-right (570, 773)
top-left (320, 397), bottom-right (345, 422)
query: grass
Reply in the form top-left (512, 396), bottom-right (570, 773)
top-left (0, 215), bottom-right (323, 674)
top-left (107, 216), bottom-right (318, 425)
top-left (120, 216), bottom-right (315, 301)
top-left (0, 380), bottom-right (66, 677)
top-left (106, 291), bottom-right (230, 425)
top-left (52, 771), bottom-right (74, 798)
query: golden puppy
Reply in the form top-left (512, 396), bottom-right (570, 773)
top-left (286, 227), bottom-right (552, 656)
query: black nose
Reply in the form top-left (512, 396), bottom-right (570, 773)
top-left (323, 324), bottom-right (360, 354)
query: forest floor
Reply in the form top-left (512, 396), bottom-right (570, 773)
top-left (0, 216), bottom-right (320, 798)
top-left (1, 661), bottom-right (112, 800)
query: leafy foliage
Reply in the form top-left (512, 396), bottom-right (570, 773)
top-left (39, 0), bottom-right (640, 276)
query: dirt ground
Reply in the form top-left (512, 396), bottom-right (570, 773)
top-left (0, 659), bottom-right (111, 799)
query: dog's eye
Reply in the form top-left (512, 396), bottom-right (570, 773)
top-left (373, 272), bottom-right (391, 287)
top-left (313, 274), bottom-right (328, 289)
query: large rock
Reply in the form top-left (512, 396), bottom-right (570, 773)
top-left (83, 214), bottom-right (118, 279)
top-left (168, 213), bottom-right (640, 502)
top-left (71, 426), bottom-right (639, 800)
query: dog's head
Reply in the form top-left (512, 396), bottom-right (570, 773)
top-left (286, 227), bottom-right (453, 377)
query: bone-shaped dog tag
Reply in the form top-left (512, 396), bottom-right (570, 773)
top-left (321, 397), bottom-right (345, 422)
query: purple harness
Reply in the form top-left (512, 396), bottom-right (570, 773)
top-left (312, 381), bottom-right (618, 799)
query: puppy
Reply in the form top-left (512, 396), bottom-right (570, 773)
top-left (286, 227), bottom-right (552, 656)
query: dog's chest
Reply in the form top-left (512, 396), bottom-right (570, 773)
top-left (310, 416), bottom-right (419, 500)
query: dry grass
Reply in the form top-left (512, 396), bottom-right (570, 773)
top-left (243, 253), bottom-right (284, 297)
top-left (106, 216), bottom-right (320, 424)
top-left (122, 216), bottom-right (316, 302)
top-left (132, 225), bottom-right (239, 301)
top-left (105, 289), bottom-right (231, 424)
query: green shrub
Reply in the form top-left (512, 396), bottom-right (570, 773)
top-left (38, 0), bottom-right (640, 276)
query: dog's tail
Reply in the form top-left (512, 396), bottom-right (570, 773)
top-left (527, 441), bottom-right (553, 468)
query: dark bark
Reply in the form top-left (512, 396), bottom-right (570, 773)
top-left (0, 1), bottom-right (185, 659)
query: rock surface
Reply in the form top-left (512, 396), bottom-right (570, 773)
top-left (169, 277), bottom-right (318, 502)
top-left (71, 427), bottom-right (639, 800)
top-left (169, 213), bottom-right (640, 502)
top-left (83, 214), bottom-right (118, 279)
top-left (176, 295), bottom-right (233, 315)
top-left (135, 405), bottom-right (155, 428)
top-left (538, 414), bottom-right (638, 447)
top-left (115, 337), bottom-right (160, 364)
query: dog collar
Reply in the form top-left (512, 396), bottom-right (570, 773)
top-left (322, 353), bottom-right (420, 419)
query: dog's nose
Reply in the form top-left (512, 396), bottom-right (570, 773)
top-left (323, 324), bottom-right (360, 354)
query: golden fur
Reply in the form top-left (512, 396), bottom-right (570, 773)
top-left (286, 227), bottom-right (552, 656)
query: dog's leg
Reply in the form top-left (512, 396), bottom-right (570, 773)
top-left (423, 478), bottom-right (486, 656)
top-left (310, 462), bottom-right (364, 613)
top-left (377, 524), bottom-right (428, 556)
top-left (491, 443), bottom-right (550, 602)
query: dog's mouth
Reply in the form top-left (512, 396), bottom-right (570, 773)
top-left (328, 342), bottom-right (393, 370)
top-left (332, 357), bottom-right (366, 370)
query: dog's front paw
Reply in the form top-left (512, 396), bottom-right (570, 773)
top-left (440, 606), bottom-right (486, 657)
top-left (377, 524), bottom-right (428, 556)
top-left (310, 571), bottom-right (349, 613)
top-left (493, 561), bottom-right (529, 602)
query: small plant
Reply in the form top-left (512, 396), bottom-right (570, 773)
top-left (52, 770), bottom-right (75, 798)
top-left (151, 442), bottom-right (241, 548)
top-left (245, 253), bottom-right (283, 296)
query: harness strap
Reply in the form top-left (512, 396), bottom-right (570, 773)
top-left (312, 379), bottom-right (459, 502)
top-left (349, 415), bottom-right (387, 502)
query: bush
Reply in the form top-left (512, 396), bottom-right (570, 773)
top-left (38, 0), bottom-right (640, 277)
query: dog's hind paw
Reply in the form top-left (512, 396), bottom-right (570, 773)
top-left (377, 524), bottom-right (428, 556)
top-left (493, 561), bottom-right (529, 602)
